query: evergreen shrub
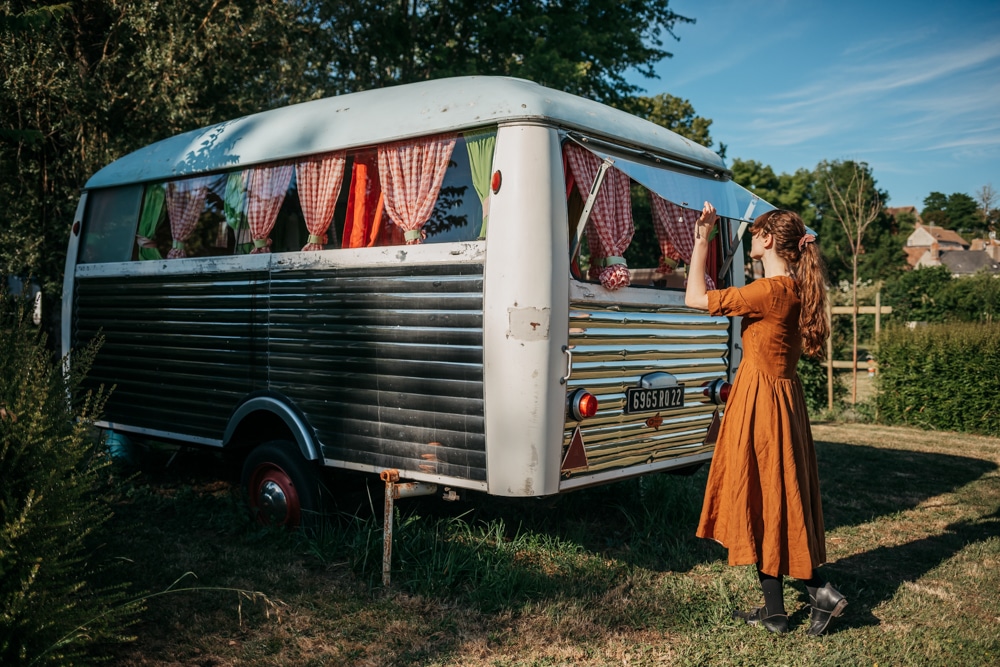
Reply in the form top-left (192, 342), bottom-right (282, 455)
top-left (1, 295), bottom-right (136, 665)
top-left (876, 323), bottom-right (1000, 436)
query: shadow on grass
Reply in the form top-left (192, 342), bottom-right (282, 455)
top-left (814, 440), bottom-right (997, 532)
top-left (108, 437), bottom-right (999, 641)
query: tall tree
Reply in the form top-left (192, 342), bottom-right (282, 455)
top-left (0, 0), bottom-right (333, 343)
top-left (922, 191), bottom-right (981, 234)
top-left (823, 161), bottom-right (882, 404)
top-left (812, 160), bottom-right (900, 286)
top-left (975, 184), bottom-right (997, 232)
top-left (314, 0), bottom-right (694, 104)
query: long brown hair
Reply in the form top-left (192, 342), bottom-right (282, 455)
top-left (751, 209), bottom-right (829, 357)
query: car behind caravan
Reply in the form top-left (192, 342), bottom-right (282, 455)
top-left (63, 76), bottom-right (773, 526)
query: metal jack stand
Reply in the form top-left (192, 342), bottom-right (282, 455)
top-left (379, 469), bottom-right (437, 587)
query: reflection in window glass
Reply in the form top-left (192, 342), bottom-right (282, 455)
top-left (79, 185), bottom-right (143, 264)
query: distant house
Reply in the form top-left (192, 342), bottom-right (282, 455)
top-left (938, 250), bottom-right (1000, 277)
top-left (904, 221), bottom-right (970, 268)
top-left (971, 235), bottom-right (1000, 262)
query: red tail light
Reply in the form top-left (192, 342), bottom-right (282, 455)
top-left (702, 379), bottom-right (731, 405)
top-left (568, 389), bottom-right (599, 421)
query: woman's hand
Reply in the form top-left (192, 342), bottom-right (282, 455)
top-left (695, 201), bottom-right (718, 242)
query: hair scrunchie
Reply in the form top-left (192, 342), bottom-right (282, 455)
top-left (798, 233), bottom-right (816, 251)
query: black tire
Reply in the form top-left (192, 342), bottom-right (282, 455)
top-left (241, 440), bottom-right (326, 529)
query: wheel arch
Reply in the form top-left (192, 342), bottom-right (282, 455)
top-left (224, 392), bottom-right (321, 461)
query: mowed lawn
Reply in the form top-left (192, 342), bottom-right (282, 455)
top-left (98, 422), bottom-right (1000, 666)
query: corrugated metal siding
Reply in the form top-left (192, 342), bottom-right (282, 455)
top-left (267, 264), bottom-right (486, 481)
top-left (75, 263), bottom-right (486, 481)
top-left (563, 303), bottom-right (729, 475)
top-left (75, 272), bottom-right (264, 440)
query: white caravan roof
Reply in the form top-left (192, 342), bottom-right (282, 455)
top-left (85, 76), bottom-right (731, 190)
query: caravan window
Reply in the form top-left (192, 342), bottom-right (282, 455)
top-left (77, 129), bottom-right (494, 264)
top-left (78, 185), bottom-right (143, 264)
top-left (564, 142), bottom-right (720, 291)
top-left (124, 130), bottom-right (490, 263)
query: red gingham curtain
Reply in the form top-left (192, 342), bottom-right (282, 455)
top-left (651, 194), bottom-right (716, 289)
top-left (247, 164), bottom-right (294, 253)
top-left (296, 152), bottom-right (346, 251)
top-left (377, 133), bottom-right (457, 244)
top-left (165, 178), bottom-right (210, 259)
top-left (564, 144), bottom-right (634, 290)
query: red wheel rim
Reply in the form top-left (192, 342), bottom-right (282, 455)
top-left (248, 462), bottom-right (301, 527)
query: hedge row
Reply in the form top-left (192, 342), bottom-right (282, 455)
top-left (876, 323), bottom-right (1000, 437)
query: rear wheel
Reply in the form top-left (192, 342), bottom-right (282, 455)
top-left (241, 440), bottom-right (325, 529)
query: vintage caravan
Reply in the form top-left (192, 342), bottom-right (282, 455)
top-left (63, 76), bottom-right (772, 526)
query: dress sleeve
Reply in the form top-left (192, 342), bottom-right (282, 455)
top-left (707, 279), bottom-right (773, 317)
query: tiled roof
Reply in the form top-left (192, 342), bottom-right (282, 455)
top-left (940, 250), bottom-right (1000, 275)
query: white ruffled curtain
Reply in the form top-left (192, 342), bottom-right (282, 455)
top-left (164, 178), bottom-right (211, 259)
top-left (247, 164), bottom-right (294, 253)
top-left (651, 194), bottom-right (716, 289)
top-left (564, 144), bottom-right (634, 290)
top-left (377, 133), bottom-right (457, 244)
top-left (296, 152), bottom-right (346, 251)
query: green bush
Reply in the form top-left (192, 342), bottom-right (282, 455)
top-left (797, 354), bottom-right (845, 414)
top-left (1, 295), bottom-right (137, 665)
top-left (876, 323), bottom-right (1000, 436)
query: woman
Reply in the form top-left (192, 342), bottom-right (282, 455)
top-left (684, 202), bottom-right (846, 635)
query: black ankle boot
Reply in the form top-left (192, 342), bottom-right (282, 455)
top-left (733, 606), bottom-right (789, 634)
top-left (807, 583), bottom-right (847, 636)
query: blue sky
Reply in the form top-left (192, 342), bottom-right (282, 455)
top-left (632, 0), bottom-right (1000, 209)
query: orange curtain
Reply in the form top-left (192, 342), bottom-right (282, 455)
top-left (343, 153), bottom-right (385, 248)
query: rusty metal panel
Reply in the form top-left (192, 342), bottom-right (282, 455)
top-left (563, 303), bottom-right (729, 476)
top-left (264, 263), bottom-right (486, 481)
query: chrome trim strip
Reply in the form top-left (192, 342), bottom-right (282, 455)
top-left (95, 420), bottom-right (223, 447)
top-left (559, 451), bottom-right (714, 491)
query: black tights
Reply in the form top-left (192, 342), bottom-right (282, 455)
top-left (757, 568), bottom-right (827, 616)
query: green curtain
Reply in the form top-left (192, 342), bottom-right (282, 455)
top-left (137, 183), bottom-right (165, 260)
top-left (465, 130), bottom-right (496, 239)
top-left (225, 170), bottom-right (253, 254)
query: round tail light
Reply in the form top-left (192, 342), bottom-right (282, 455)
top-left (702, 379), bottom-right (731, 405)
top-left (568, 389), bottom-right (599, 421)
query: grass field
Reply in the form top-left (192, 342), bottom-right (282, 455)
top-left (94, 422), bottom-right (1000, 666)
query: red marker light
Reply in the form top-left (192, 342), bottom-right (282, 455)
top-left (578, 392), bottom-right (598, 419)
top-left (491, 170), bottom-right (502, 194)
top-left (702, 379), bottom-right (731, 405)
top-left (568, 389), bottom-right (599, 421)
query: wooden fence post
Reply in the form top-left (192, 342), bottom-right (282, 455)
top-left (827, 299), bottom-right (834, 412)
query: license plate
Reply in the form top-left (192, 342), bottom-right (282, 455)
top-left (624, 385), bottom-right (684, 414)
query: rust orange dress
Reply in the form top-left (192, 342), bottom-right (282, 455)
top-left (697, 275), bottom-right (826, 580)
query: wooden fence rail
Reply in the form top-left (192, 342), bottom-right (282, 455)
top-left (826, 291), bottom-right (893, 410)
